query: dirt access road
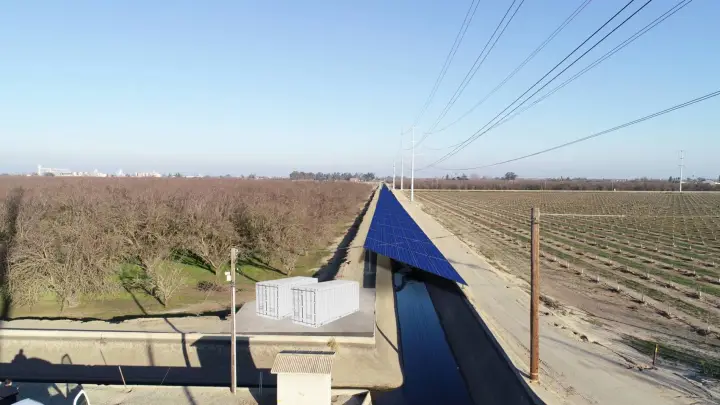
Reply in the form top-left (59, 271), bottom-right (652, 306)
top-left (394, 189), bottom-right (718, 405)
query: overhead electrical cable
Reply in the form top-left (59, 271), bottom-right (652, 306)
top-left (431, 0), bottom-right (594, 135)
top-left (493, 0), bottom-right (693, 128)
top-left (412, 0), bottom-right (482, 127)
top-left (445, 89), bottom-right (720, 170)
top-left (420, 0), bottom-right (652, 170)
top-left (428, 0), bottom-right (691, 157)
top-left (430, 0), bottom-right (692, 159)
top-left (418, 0), bottom-right (526, 146)
top-left (422, 0), bottom-right (646, 168)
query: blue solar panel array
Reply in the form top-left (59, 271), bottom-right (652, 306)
top-left (364, 185), bottom-right (467, 285)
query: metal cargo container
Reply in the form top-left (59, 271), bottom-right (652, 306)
top-left (256, 277), bottom-right (318, 319)
top-left (291, 280), bottom-right (359, 328)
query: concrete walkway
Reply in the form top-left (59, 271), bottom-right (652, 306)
top-left (393, 189), bottom-right (715, 405)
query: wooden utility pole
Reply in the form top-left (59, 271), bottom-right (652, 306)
top-left (530, 208), bottom-right (540, 382)
top-left (230, 247), bottom-right (238, 394)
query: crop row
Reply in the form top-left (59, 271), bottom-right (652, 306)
top-left (432, 192), bottom-right (720, 267)
top-left (428, 192), bottom-right (720, 291)
top-left (439, 194), bottom-right (720, 278)
top-left (417, 192), bottom-right (720, 328)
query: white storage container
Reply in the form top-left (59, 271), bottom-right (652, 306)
top-left (256, 277), bottom-right (318, 319)
top-left (291, 280), bottom-right (359, 328)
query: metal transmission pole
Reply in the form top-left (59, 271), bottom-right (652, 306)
top-left (679, 150), bottom-right (685, 193)
top-left (530, 208), bottom-right (540, 382)
top-left (400, 130), bottom-right (404, 191)
top-left (411, 127), bottom-right (415, 202)
top-left (392, 161), bottom-right (396, 190)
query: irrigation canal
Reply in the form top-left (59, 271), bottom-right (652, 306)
top-left (373, 256), bottom-right (540, 405)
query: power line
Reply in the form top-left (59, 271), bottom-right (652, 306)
top-left (419, 140), bottom-right (467, 151)
top-left (479, 0), bottom-right (694, 135)
top-left (444, 89), bottom-right (720, 171)
top-left (423, 0), bottom-right (524, 135)
top-left (420, 0), bottom-right (649, 170)
top-left (428, 0), bottom-right (692, 161)
top-left (412, 0), bottom-right (481, 127)
top-left (430, 0), bottom-right (594, 135)
top-left (423, 0), bottom-right (648, 169)
top-left (419, 0), bottom-right (526, 146)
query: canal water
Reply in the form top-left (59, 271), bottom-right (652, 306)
top-left (373, 259), bottom-right (473, 405)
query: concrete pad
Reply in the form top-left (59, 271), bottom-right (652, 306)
top-left (234, 288), bottom-right (375, 337)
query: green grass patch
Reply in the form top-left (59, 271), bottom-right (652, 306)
top-left (1, 258), bottom-right (302, 320)
top-left (1, 212), bottom-right (358, 320)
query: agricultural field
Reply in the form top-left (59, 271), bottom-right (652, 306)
top-left (415, 190), bottom-right (720, 373)
top-left (0, 177), bottom-right (372, 320)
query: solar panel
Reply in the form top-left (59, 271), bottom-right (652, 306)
top-left (364, 185), bottom-right (467, 285)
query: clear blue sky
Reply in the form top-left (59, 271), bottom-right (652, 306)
top-left (1, 0), bottom-right (718, 178)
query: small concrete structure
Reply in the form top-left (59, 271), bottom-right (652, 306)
top-left (271, 351), bottom-right (335, 405)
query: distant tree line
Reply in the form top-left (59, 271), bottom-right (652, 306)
top-left (435, 172), bottom-right (517, 181)
top-left (410, 176), bottom-right (719, 191)
top-left (289, 171), bottom-right (376, 181)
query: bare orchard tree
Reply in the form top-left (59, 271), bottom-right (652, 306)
top-left (270, 213), bottom-right (303, 276)
top-left (232, 200), bottom-right (272, 261)
top-left (9, 191), bottom-right (121, 309)
top-left (147, 261), bottom-right (188, 306)
top-left (0, 176), bottom-right (372, 314)
top-left (124, 190), bottom-right (184, 304)
top-left (183, 194), bottom-right (238, 279)
top-left (7, 232), bottom-right (51, 307)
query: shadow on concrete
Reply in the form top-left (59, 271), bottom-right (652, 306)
top-left (8, 351), bottom-right (86, 404)
top-left (314, 188), bottom-right (375, 282)
top-left (374, 263), bottom-right (471, 405)
top-left (0, 338), bottom-right (273, 403)
top-left (363, 250), bottom-right (377, 288)
top-left (0, 289), bottom-right (263, 395)
top-left (375, 322), bottom-right (397, 354)
top-left (447, 258), bottom-right (496, 274)
top-left (122, 286), bottom-right (198, 405)
top-left (193, 337), bottom-right (275, 404)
